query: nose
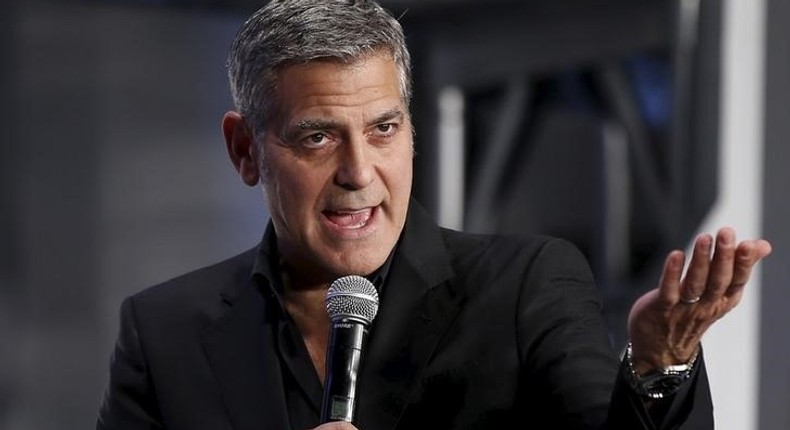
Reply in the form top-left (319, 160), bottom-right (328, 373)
top-left (334, 135), bottom-right (375, 190)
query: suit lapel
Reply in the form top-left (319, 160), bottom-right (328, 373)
top-left (201, 275), bottom-right (291, 430)
top-left (357, 201), bottom-right (464, 430)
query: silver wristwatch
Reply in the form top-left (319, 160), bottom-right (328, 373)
top-left (623, 342), bottom-right (699, 400)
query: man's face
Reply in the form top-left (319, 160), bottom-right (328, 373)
top-left (259, 54), bottom-right (413, 283)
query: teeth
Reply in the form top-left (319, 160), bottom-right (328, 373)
top-left (326, 208), bottom-right (372, 228)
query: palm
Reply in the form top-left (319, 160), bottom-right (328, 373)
top-left (626, 227), bottom-right (772, 372)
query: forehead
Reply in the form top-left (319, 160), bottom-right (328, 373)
top-left (272, 55), bottom-right (403, 118)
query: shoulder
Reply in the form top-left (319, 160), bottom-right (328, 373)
top-left (437, 228), bottom-right (596, 298)
top-left (128, 247), bottom-right (258, 314)
top-left (440, 228), bottom-right (587, 269)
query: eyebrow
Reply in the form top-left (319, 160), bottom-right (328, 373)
top-left (284, 108), bottom-right (405, 140)
top-left (279, 118), bottom-right (338, 142)
top-left (294, 118), bottom-right (339, 131)
top-left (367, 108), bottom-right (404, 127)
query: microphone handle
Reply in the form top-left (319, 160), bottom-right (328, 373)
top-left (321, 320), bottom-right (368, 423)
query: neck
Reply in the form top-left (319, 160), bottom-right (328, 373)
top-left (280, 268), bottom-right (332, 384)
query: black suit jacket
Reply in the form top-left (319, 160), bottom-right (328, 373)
top-left (97, 201), bottom-right (713, 429)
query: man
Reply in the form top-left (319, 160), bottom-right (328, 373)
top-left (97, 0), bottom-right (772, 429)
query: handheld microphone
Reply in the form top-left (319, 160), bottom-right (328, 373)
top-left (320, 275), bottom-right (379, 423)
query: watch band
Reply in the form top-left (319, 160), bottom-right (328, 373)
top-left (623, 342), bottom-right (699, 400)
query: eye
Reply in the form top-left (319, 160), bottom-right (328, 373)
top-left (302, 132), bottom-right (331, 148)
top-left (373, 123), bottom-right (398, 136)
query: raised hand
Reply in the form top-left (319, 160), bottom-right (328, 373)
top-left (627, 227), bottom-right (772, 373)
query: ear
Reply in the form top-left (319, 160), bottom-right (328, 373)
top-left (222, 111), bottom-right (260, 186)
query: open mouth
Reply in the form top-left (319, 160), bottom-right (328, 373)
top-left (323, 207), bottom-right (374, 229)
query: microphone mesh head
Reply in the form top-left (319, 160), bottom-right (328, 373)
top-left (326, 275), bottom-right (379, 325)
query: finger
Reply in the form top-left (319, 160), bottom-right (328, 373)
top-left (723, 239), bottom-right (773, 301)
top-left (657, 249), bottom-right (686, 306)
top-left (679, 233), bottom-right (713, 303)
top-left (700, 227), bottom-right (737, 302)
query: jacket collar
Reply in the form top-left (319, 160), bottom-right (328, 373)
top-left (200, 267), bottom-right (291, 430)
top-left (356, 199), bottom-right (463, 430)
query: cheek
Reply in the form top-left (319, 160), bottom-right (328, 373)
top-left (384, 148), bottom-right (414, 192)
top-left (267, 161), bottom-right (331, 210)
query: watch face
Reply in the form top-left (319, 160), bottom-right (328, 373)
top-left (641, 373), bottom-right (688, 399)
top-left (643, 373), bottom-right (685, 395)
top-left (623, 342), bottom-right (698, 399)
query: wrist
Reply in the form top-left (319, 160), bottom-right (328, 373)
top-left (623, 342), bottom-right (700, 400)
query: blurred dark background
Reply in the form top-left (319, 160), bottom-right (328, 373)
top-left (1, 0), bottom-right (788, 429)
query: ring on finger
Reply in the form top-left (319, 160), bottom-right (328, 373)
top-left (681, 296), bottom-right (701, 304)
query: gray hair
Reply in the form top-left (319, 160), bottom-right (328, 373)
top-left (226, 0), bottom-right (412, 135)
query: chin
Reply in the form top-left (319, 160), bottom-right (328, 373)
top-left (327, 252), bottom-right (388, 277)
